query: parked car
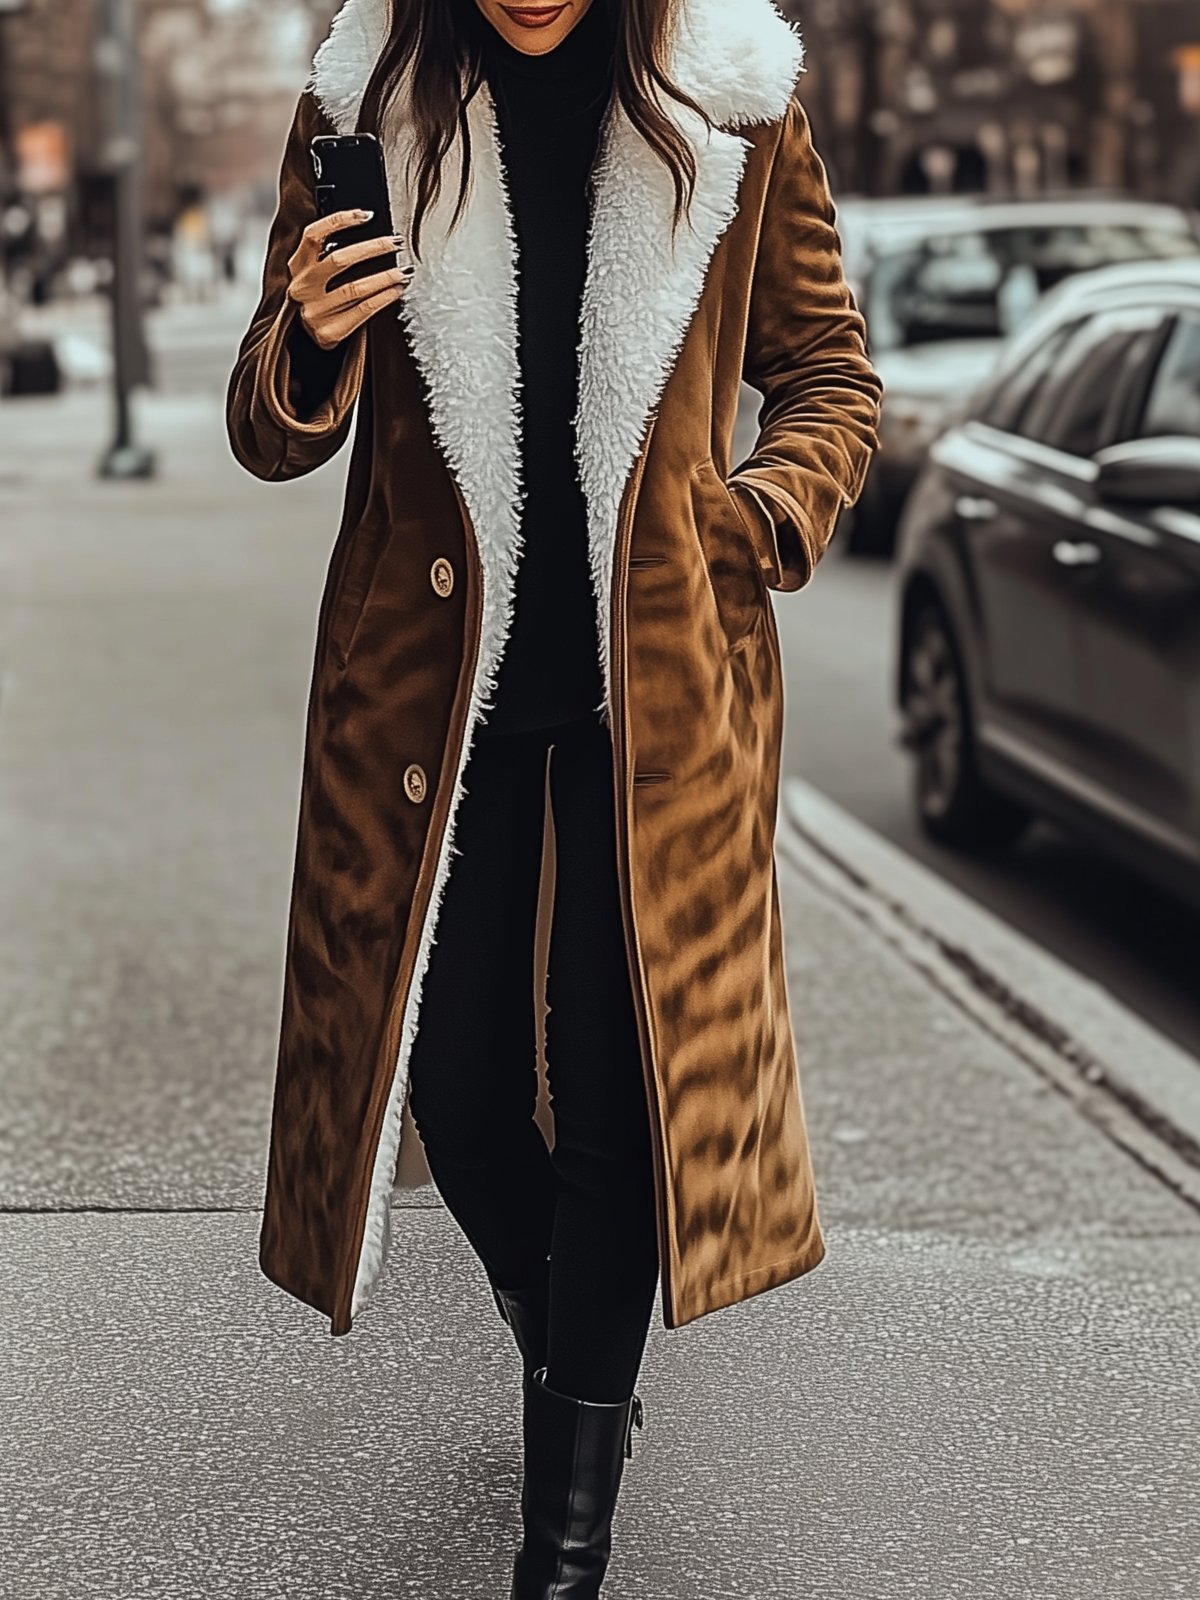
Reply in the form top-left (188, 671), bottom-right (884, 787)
top-left (839, 194), bottom-right (1200, 553)
top-left (894, 257), bottom-right (1200, 908)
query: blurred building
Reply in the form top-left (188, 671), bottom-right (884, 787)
top-left (786, 0), bottom-right (1200, 204)
top-left (3, 0), bottom-right (1198, 303)
top-left (0, 0), bottom-right (330, 296)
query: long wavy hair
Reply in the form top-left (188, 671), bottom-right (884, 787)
top-left (358, 0), bottom-right (708, 256)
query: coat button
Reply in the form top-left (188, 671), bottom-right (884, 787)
top-left (430, 557), bottom-right (455, 598)
top-left (403, 763), bottom-right (428, 804)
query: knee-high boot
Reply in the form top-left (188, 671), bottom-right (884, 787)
top-left (510, 1366), bottom-right (644, 1599)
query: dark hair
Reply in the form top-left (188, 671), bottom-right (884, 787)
top-left (358, 0), bottom-right (709, 257)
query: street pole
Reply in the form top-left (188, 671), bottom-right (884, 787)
top-left (0, 0), bottom-right (25, 324)
top-left (845, 0), bottom-right (887, 197)
top-left (95, 0), bottom-right (155, 478)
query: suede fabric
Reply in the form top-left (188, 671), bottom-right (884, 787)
top-left (226, 38), bottom-right (881, 1336)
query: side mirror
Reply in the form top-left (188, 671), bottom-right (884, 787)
top-left (1093, 437), bottom-right (1200, 509)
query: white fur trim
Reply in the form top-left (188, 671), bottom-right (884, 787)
top-left (307, 0), bottom-right (389, 133)
top-left (343, 85), bottom-right (525, 1321)
top-left (307, 0), bottom-right (804, 1321)
top-left (309, 0), bottom-right (803, 136)
top-left (577, 112), bottom-right (756, 724)
top-left (575, 0), bottom-right (807, 706)
top-left (671, 0), bottom-right (805, 126)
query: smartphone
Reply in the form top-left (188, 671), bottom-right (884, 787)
top-left (309, 133), bottom-right (398, 289)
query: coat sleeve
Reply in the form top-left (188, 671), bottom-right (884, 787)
top-left (225, 91), bottom-right (369, 483)
top-left (730, 96), bottom-right (883, 592)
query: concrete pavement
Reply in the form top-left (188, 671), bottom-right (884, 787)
top-left (1, 353), bottom-right (1198, 1598)
top-left (783, 779), bottom-right (1200, 1201)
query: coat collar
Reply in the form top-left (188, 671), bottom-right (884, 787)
top-left (309, 0), bottom-right (803, 135)
top-left (310, 0), bottom-right (804, 1321)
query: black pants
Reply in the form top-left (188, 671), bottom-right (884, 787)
top-left (407, 709), bottom-right (660, 1404)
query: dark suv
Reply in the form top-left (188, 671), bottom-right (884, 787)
top-left (894, 259), bottom-right (1200, 907)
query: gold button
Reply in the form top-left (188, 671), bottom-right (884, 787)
top-left (403, 764), bottom-right (428, 804)
top-left (430, 557), bottom-right (455, 598)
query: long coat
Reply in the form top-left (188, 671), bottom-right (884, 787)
top-left (226, 0), bottom-right (882, 1337)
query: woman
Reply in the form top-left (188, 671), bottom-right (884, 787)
top-left (226, 0), bottom-right (881, 1589)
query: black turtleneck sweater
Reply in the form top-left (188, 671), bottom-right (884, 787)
top-left (475, 4), bottom-right (616, 737)
top-left (288, 11), bottom-right (617, 733)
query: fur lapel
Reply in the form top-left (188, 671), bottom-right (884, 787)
top-left (308, 0), bottom-right (802, 729)
top-left (307, 0), bottom-right (803, 1320)
top-left (578, 0), bottom-right (805, 707)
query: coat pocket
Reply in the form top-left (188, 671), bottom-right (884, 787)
top-left (324, 514), bottom-right (391, 669)
top-left (688, 456), bottom-right (769, 654)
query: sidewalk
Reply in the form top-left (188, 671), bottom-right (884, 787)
top-left (2, 382), bottom-right (1198, 1599)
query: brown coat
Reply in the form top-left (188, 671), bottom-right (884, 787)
top-left (226, 0), bottom-right (882, 1337)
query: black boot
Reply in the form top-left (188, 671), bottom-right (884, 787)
top-left (510, 1365), bottom-right (645, 1599)
top-left (490, 1257), bottom-right (551, 1377)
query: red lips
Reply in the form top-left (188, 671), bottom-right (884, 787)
top-left (500, 3), bottom-right (569, 27)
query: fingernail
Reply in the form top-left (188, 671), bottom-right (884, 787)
top-left (357, 208), bottom-right (374, 219)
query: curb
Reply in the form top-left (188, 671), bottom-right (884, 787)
top-left (778, 778), bottom-right (1200, 1210)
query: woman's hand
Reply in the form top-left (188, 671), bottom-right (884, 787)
top-left (287, 208), bottom-right (413, 352)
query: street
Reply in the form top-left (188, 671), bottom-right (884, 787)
top-left (734, 396), bottom-right (1200, 1066)
top-left (2, 294), bottom-right (1198, 1598)
top-left (121, 296), bottom-right (1200, 1068)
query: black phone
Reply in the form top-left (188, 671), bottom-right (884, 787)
top-left (309, 133), bottom-right (397, 289)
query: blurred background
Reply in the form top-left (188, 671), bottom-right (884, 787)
top-left (3, 0), bottom-right (1200, 380)
top-left (2, 0), bottom-right (1199, 1130)
top-left (1, 4), bottom-right (1199, 1117)
top-left (3, 5), bottom-right (1200, 1592)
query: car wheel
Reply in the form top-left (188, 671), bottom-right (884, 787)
top-left (902, 601), bottom-right (1029, 853)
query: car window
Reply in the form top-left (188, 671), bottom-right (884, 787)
top-left (977, 321), bottom-right (1080, 434)
top-left (1017, 307), bottom-right (1163, 456)
top-left (1136, 313), bottom-right (1200, 440)
top-left (867, 222), bottom-right (1198, 352)
top-left (872, 233), bottom-right (1010, 347)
